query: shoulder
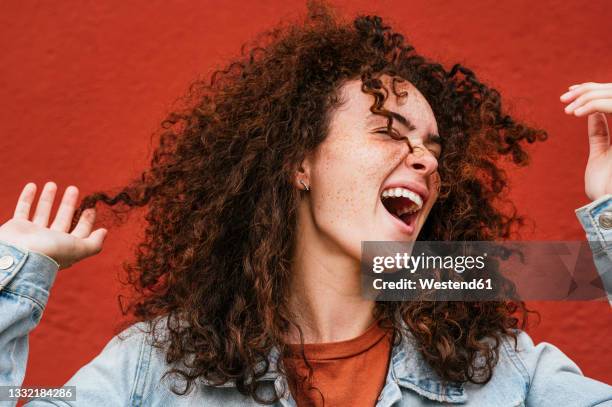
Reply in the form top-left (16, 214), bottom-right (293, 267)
top-left (99, 317), bottom-right (270, 406)
top-left (498, 329), bottom-right (582, 381)
top-left (110, 317), bottom-right (186, 404)
top-left (496, 329), bottom-right (612, 406)
top-left (55, 317), bottom-right (178, 406)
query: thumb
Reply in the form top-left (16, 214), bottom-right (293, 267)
top-left (587, 112), bottom-right (610, 158)
top-left (82, 228), bottom-right (107, 256)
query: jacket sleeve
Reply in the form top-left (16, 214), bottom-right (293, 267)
top-left (0, 240), bottom-right (148, 406)
top-left (507, 331), bottom-right (612, 407)
top-left (575, 194), bottom-right (612, 306)
top-left (510, 195), bottom-right (612, 407)
top-left (0, 239), bottom-right (60, 405)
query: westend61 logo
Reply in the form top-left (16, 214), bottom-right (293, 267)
top-left (360, 241), bottom-right (611, 302)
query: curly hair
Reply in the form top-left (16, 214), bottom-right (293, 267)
top-left (73, 1), bottom-right (546, 404)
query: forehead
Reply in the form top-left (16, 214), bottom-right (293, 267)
top-left (332, 75), bottom-right (438, 133)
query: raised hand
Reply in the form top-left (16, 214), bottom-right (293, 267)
top-left (0, 182), bottom-right (107, 270)
top-left (560, 82), bottom-right (612, 200)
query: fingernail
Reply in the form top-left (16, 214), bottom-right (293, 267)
top-left (569, 84), bottom-right (580, 90)
top-left (574, 106), bottom-right (585, 115)
top-left (560, 91), bottom-right (572, 100)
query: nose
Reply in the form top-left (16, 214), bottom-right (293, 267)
top-left (404, 145), bottom-right (438, 176)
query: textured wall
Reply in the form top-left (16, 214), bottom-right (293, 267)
top-left (0, 0), bottom-right (610, 396)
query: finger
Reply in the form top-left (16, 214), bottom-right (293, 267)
top-left (32, 182), bottom-right (58, 227)
top-left (49, 186), bottom-right (80, 232)
top-left (586, 112), bottom-right (610, 158)
top-left (574, 99), bottom-right (612, 116)
top-left (564, 89), bottom-right (612, 113)
top-left (561, 86), bottom-right (582, 102)
top-left (561, 83), bottom-right (612, 103)
top-left (571, 82), bottom-right (610, 92)
top-left (13, 182), bottom-right (37, 220)
top-left (70, 208), bottom-right (96, 238)
top-left (76, 228), bottom-right (107, 258)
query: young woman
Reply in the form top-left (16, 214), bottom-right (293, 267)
top-left (1, 5), bottom-right (611, 406)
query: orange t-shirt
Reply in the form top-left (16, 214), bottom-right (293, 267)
top-left (283, 320), bottom-right (393, 407)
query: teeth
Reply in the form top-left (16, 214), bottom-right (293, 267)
top-left (381, 187), bottom-right (423, 210)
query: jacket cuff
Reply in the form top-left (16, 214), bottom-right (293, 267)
top-left (575, 194), bottom-right (612, 248)
top-left (0, 240), bottom-right (60, 309)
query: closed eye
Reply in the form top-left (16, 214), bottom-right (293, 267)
top-left (424, 142), bottom-right (442, 159)
top-left (374, 128), bottom-right (404, 141)
top-left (427, 146), bottom-right (442, 159)
top-left (374, 128), bottom-right (442, 159)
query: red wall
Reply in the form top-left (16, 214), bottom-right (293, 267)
top-left (1, 0), bottom-right (610, 394)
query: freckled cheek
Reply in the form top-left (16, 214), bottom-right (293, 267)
top-left (313, 147), bottom-right (387, 221)
top-left (329, 143), bottom-right (398, 181)
top-left (361, 151), bottom-right (395, 179)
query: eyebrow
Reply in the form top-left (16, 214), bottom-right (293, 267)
top-left (366, 112), bottom-right (441, 144)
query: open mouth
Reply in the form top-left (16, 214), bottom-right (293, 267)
top-left (380, 187), bottom-right (424, 230)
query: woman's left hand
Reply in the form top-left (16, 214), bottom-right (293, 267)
top-left (560, 82), bottom-right (612, 200)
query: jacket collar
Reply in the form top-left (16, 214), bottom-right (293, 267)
top-left (215, 319), bottom-right (468, 404)
top-left (386, 322), bottom-right (467, 403)
top-left (204, 320), bottom-right (467, 403)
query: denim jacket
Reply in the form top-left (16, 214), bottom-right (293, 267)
top-left (1, 196), bottom-right (612, 406)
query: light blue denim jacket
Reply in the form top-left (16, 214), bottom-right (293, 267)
top-left (1, 196), bottom-right (612, 406)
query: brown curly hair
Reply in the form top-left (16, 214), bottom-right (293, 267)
top-left (73, 1), bottom-right (546, 404)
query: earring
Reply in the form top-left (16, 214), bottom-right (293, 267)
top-left (299, 179), bottom-right (310, 192)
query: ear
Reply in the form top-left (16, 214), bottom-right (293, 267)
top-left (293, 154), bottom-right (312, 191)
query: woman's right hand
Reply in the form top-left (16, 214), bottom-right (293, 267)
top-left (0, 182), bottom-right (107, 270)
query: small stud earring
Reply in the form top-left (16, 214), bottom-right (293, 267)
top-left (299, 179), bottom-right (310, 192)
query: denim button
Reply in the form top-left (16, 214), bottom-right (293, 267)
top-left (599, 211), bottom-right (612, 229)
top-left (0, 255), bottom-right (14, 270)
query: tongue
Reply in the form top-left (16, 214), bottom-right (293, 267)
top-left (385, 196), bottom-right (415, 215)
top-left (399, 211), bottom-right (414, 224)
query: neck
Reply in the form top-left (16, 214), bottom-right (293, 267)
top-left (286, 205), bottom-right (376, 344)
